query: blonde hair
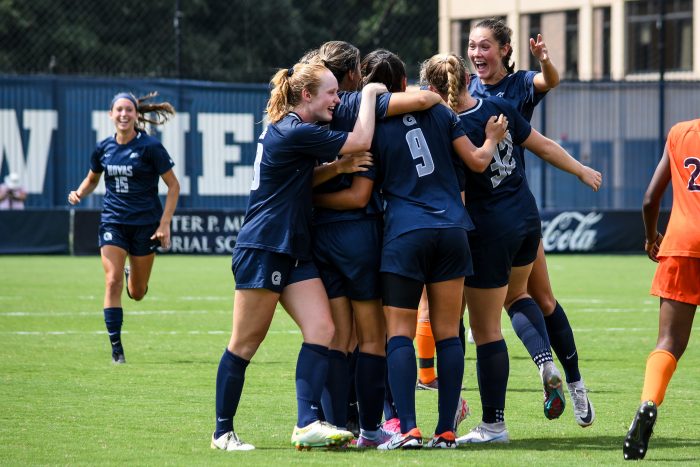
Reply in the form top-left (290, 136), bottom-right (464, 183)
top-left (420, 53), bottom-right (468, 112)
top-left (317, 41), bottom-right (360, 86)
top-left (266, 63), bottom-right (328, 123)
top-left (111, 91), bottom-right (176, 131)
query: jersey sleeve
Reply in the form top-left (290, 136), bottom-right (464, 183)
top-left (89, 144), bottom-right (105, 173)
top-left (446, 106), bottom-right (466, 141)
top-left (496, 97), bottom-right (531, 145)
top-left (292, 123), bottom-right (349, 163)
top-left (376, 92), bottom-right (390, 119)
top-left (521, 70), bottom-right (548, 107)
top-left (148, 141), bottom-right (176, 175)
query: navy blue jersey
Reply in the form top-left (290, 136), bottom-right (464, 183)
top-left (90, 130), bottom-right (174, 225)
top-left (468, 70), bottom-right (545, 122)
top-left (235, 112), bottom-right (348, 260)
top-left (312, 91), bottom-right (390, 225)
top-left (458, 97), bottom-right (532, 207)
top-left (372, 104), bottom-right (473, 245)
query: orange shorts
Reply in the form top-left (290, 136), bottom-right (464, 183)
top-left (650, 256), bottom-right (700, 306)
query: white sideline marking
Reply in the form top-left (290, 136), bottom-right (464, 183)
top-left (1, 329), bottom-right (301, 336)
top-left (0, 309), bottom-right (220, 317)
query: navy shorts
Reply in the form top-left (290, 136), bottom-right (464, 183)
top-left (98, 222), bottom-right (160, 256)
top-left (381, 227), bottom-right (472, 283)
top-left (313, 219), bottom-right (382, 301)
top-left (465, 227), bottom-right (540, 289)
top-left (232, 247), bottom-right (320, 293)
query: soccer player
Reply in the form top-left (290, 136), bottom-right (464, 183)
top-left (68, 92), bottom-right (180, 365)
top-left (466, 18), bottom-right (596, 427)
top-left (420, 53), bottom-right (601, 443)
top-left (359, 49), bottom-right (507, 450)
top-left (306, 40), bottom-right (444, 447)
top-left (211, 62), bottom-right (387, 451)
top-left (623, 118), bottom-right (700, 460)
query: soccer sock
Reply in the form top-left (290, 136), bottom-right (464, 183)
top-left (347, 347), bottom-right (359, 429)
top-left (435, 337), bottom-right (464, 433)
top-left (320, 349), bottom-right (349, 428)
top-left (103, 307), bottom-right (123, 352)
top-left (416, 319), bottom-right (437, 384)
top-left (386, 336), bottom-right (418, 432)
top-left (544, 302), bottom-right (581, 383)
top-left (459, 318), bottom-right (466, 354)
top-left (383, 374), bottom-right (398, 421)
top-left (356, 352), bottom-right (386, 431)
top-left (641, 349), bottom-right (677, 406)
top-left (507, 297), bottom-right (553, 368)
top-left (296, 342), bottom-right (329, 428)
top-left (476, 339), bottom-right (509, 424)
top-left (214, 349), bottom-right (249, 438)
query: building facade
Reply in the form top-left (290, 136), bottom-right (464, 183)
top-left (439, 0), bottom-right (698, 81)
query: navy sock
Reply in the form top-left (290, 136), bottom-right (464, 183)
top-left (356, 352), bottom-right (386, 431)
top-left (103, 307), bottom-right (123, 351)
top-left (386, 336), bottom-right (417, 432)
top-left (507, 297), bottom-right (553, 367)
top-left (214, 349), bottom-right (249, 438)
top-left (320, 350), bottom-right (349, 427)
top-left (347, 347), bottom-right (359, 428)
top-left (296, 342), bottom-right (329, 428)
top-left (475, 340), bottom-right (509, 424)
top-left (435, 337), bottom-right (464, 433)
top-left (545, 302), bottom-right (581, 383)
top-left (458, 318), bottom-right (466, 355)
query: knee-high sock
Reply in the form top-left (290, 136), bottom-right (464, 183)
top-left (320, 349), bottom-right (349, 428)
top-left (383, 367), bottom-right (398, 421)
top-left (387, 336), bottom-right (417, 432)
top-left (435, 337), bottom-right (463, 434)
top-left (641, 349), bottom-right (677, 406)
top-left (356, 352), bottom-right (386, 431)
top-left (347, 347), bottom-right (359, 426)
top-left (416, 319), bottom-right (436, 384)
top-left (545, 302), bottom-right (581, 383)
top-left (507, 297), bottom-right (553, 368)
top-left (296, 343), bottom-right (329, 428)
top-left (476, 340), bottom-right (509, 424)
top-left (215, 349), bottom-right (249, 438)
top-left (103, 307), bottom-right (123, 349)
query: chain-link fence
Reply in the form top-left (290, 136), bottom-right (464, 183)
top-left (0, 0), bottom-right (437, 82)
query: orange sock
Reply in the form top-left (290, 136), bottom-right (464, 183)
top-left (641, 349), bottom-right (677, 406)
top-left (416, 319), bottom-right (436, 384)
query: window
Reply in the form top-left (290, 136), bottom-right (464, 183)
top-left (527, 14), bottom-right (542, 71)
top-left (626, 0), bottom-right (693, 73)
top-left (564, 10), bottom-right (579, 79)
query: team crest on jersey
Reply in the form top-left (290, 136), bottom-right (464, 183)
top-left (496, 92), bottom-right (505, 97)
top-left (402, 114), bottom-right (417, 126)
top-left (103, 232), bottom-right (113, 241)
top-left (129, 152), bottom-right (140, 159)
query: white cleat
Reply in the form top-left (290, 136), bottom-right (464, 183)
top-left (291, 420), bottom-right (354, 449)
top-left (467, 328), bottom-right (475, 344)
top-left (453, 396), bottom-right (470, 431)
top-left (456, 422), bottom-right (509, 444)
top-left (211, 431), bottom-right (255, 451)
top-left (568, 380), bottom-right (595, 427)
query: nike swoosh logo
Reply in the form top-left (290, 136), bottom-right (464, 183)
top-left (579, 401), bottom-right (593, 424)
top-left (565, 350), bottom-right (577, 360)
top-left (217, 417), bottom-right (228, 422)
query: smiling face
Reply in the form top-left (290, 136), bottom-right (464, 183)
top-left (306, 69), bottom-right (340, 122)
top-left (468, 27), bottom-right (509, 84)
top-left (109, 98), bottom-right (138, 133)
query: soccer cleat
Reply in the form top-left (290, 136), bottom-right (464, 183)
top-left (568, 380), bottom-right (595, 427)
top-left (456, 422), bottom-right (509, 444)
top-left (426, 431), bottom-right (457, 449)
top-left (377, 427), bottom-right (423, 450)
top-left (356, 428), bottom-right (393, 449)
top-left (211, 431), bottom-right (255, 451)
top-left (541, 361), bottom-right (566, 420)
top-left (467, 328), bottom-right (475, 344)
top-left (623, 401), bottom-right (657, 460)
top-left (111, 350), bottom-right (126, 364)
top-left (416, 378), bottom-right (439, 390)
top-left (291, 421), bottom-right (354, 449)
top-left (382, 417), bottom-right (401, 434)
top-left (453, 396), bottom-right (470, 431)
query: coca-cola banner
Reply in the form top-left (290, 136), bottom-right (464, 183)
top-left (540, 210), bottom-right (670, 253)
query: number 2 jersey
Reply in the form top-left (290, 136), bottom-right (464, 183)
top-left (658, 119), bottom-right (700, 258)
top-left (90, 130), bottom-right (175, 225)
top-left (372, 104), bottom-right (473, 245)
top-left (458, 97), bottom-right (540, 233)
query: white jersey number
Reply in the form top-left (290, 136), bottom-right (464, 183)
top-left (114, 176), bottom-right (129, 193)
top-left (489, 133), bottom-right (515, 188)
top-left (406, 128), bottom-right (435, 177)
top-left (250, 142), bottom-right (263, 191)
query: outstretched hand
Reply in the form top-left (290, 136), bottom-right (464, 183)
top-left (578, 166), bottom-right (602, 191)
top-left (529, 34), bottom-right (549, 62)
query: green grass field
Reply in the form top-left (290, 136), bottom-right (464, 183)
top-left (1, 254), bottom-right (699, 465)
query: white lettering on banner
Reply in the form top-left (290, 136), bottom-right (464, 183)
top-left (197, 113), bottom-right (255, 195)
top-left (541, 211), bottom-right (603, 252)
top-left (0, 110), bottom-right (57, 194)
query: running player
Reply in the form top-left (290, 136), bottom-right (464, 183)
top-left (466, 18), bottom-right (595, 426)
top-left (358, 49), bottom-right (507, 450)
top-left (420, 53), bottom-right (601, 443)
top-left (68, 91), bottom-right (180, 365)
top-left (623, 118), bottom-right (700, 460)
top-left (210, 62), bottom-right (387, 451)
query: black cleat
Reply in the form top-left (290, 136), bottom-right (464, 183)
top-left (112, 350), bottom-right (126, 364)
top-left (623, 401), bottom-right (657, 460)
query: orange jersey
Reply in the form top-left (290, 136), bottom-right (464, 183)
top-left (658, 119), bottom-right (700, 258)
